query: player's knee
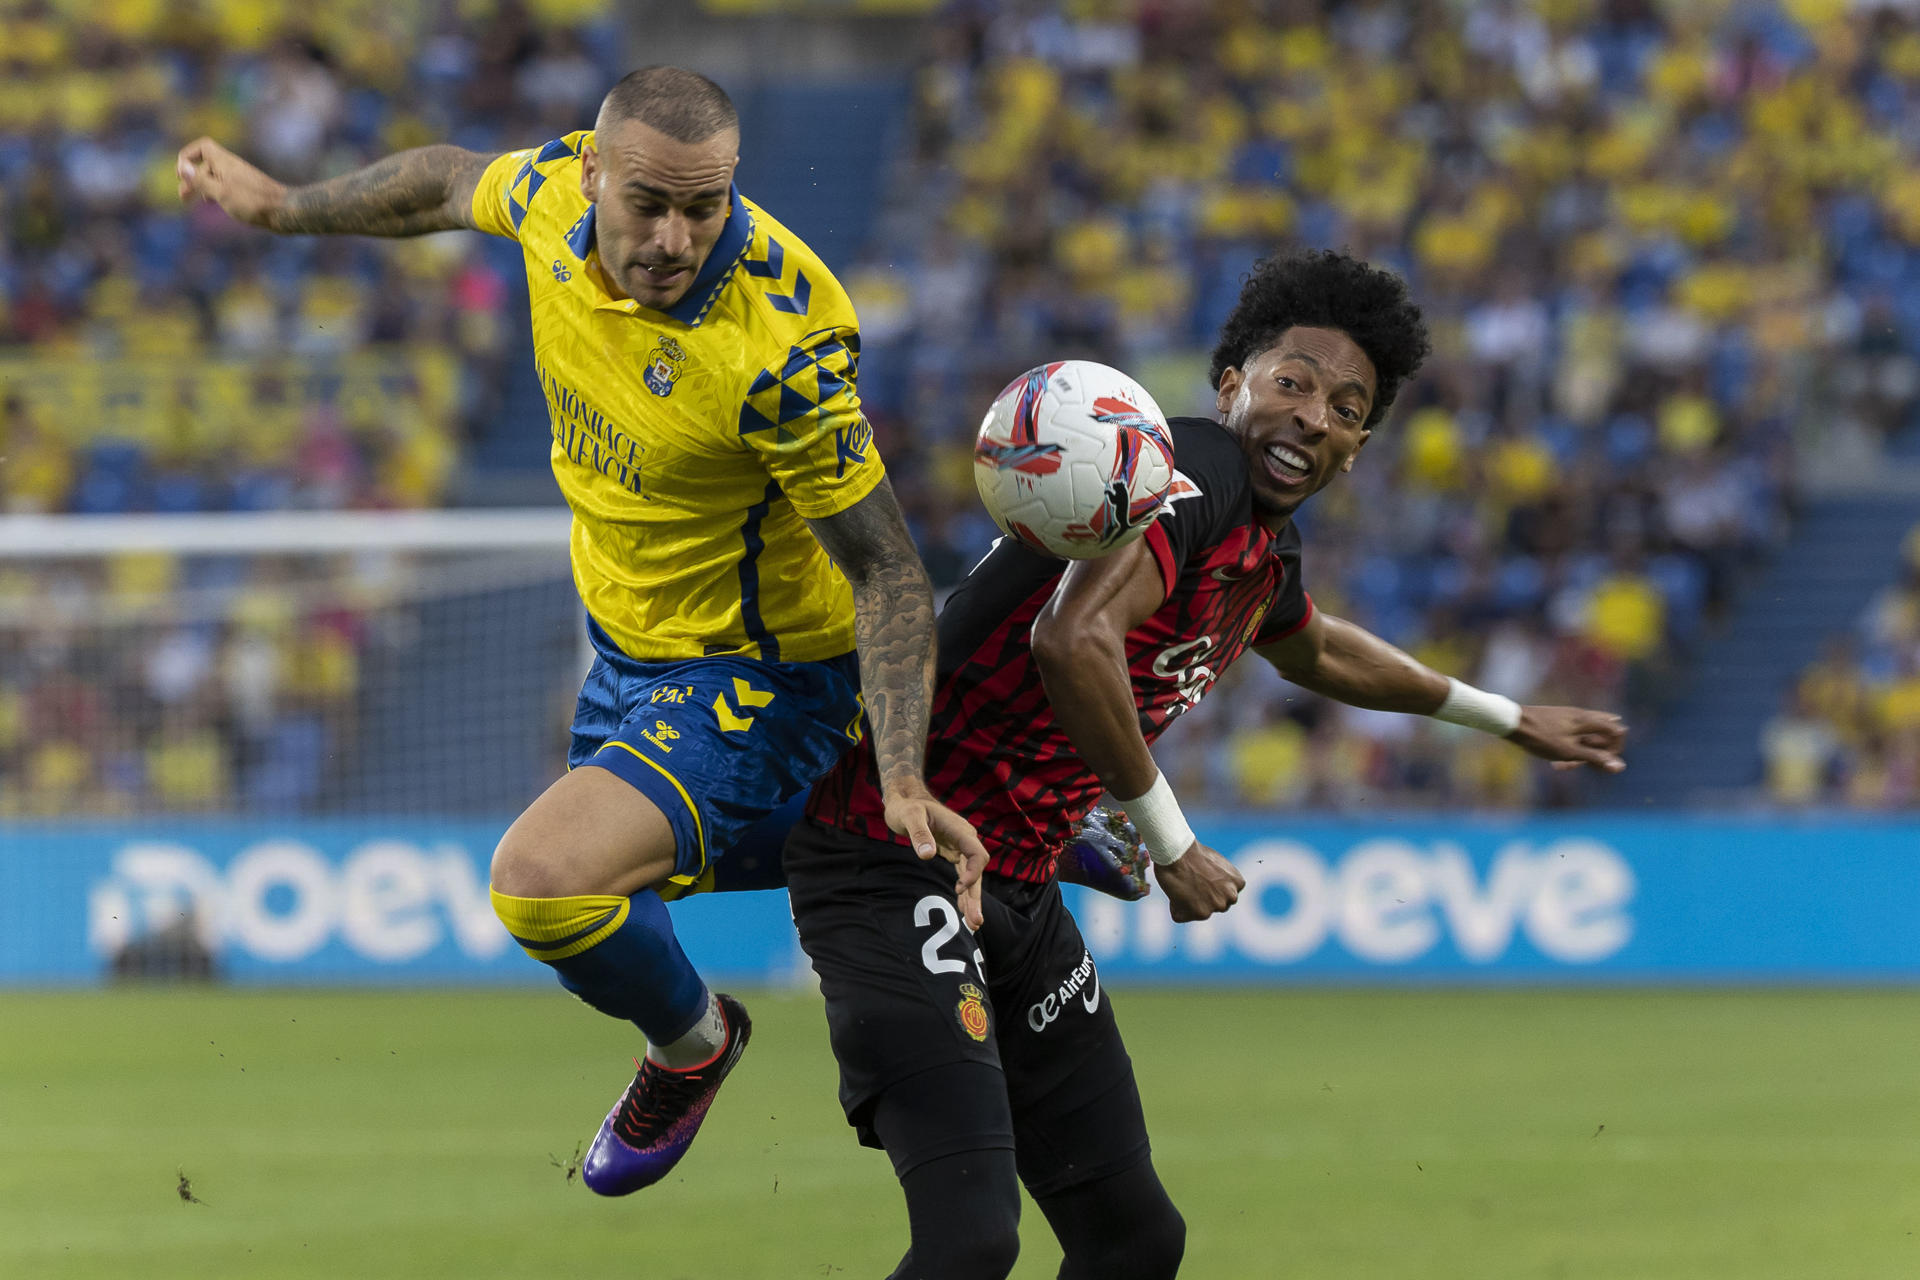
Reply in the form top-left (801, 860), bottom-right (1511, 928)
top-left (976, 1186), bottom-right (1024, 1276)
top-left (491, 772), bottom-right (681, 900)
top-left (1052, 1182), bottom-right (1182, 1280)
top-left (488, 829), bottom-right (567, 900)
top-left (898, 1149), bottom-right (1022, 1280)
top-left (1059, 1195), bottom-right (1183, 1280)
top-left (928, 1208), bottom-right (1019, 1280)
top-left (967, 1220), bottom-right (1021, 1280)
top-left (1127, 1200), bottom-right (1186, 1279)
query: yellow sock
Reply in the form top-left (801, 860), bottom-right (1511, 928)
top-left (490, 890), bottom-right (630, 961)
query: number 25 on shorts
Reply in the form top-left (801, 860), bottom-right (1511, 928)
top-left (916, 895), bottom-right (990, 1043)
top-left (914, 895), bottom-right (984, 980)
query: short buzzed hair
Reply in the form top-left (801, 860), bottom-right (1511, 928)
top-left (598, 66), bottom-right (738, 143)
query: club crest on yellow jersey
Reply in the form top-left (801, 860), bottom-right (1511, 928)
top-left (644, 335), bottom-right (687, 397)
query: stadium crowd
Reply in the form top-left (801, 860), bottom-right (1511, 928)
top-left (5, 0), bottom-right (1920, 813)
top-left (1765, 521), bottom-right (1920, 807)
top-left (0, 0), bottom-right (616, 814)
top-left (0, 548), bottom-right (378, 815)
top-left (857, 0), bottom-right (1920, 811)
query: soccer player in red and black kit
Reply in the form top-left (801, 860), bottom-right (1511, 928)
top-left (784, 251), bottom-right (1629, 1280)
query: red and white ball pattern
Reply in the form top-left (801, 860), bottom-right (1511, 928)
top-left (972, 360), bottom-right (1176, 560)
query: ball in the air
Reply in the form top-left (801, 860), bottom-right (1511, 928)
top-left (972, 360), bottom-right (1176, 559)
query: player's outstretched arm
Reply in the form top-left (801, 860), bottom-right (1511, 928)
top-left (805, 478), bottom-right (988, 923)
top-left (177, 138), bottom-right (496, 237)
top-left (1030, 539), bottom-right (1245, 922)
top-left (1258, 610), bottom-right (1628, 773)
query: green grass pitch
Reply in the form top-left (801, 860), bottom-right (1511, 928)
top-left (3, 987), bottom-right (1917, 1279)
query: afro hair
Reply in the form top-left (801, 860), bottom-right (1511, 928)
top-left (1208, 249), bottom-right (1431, 429)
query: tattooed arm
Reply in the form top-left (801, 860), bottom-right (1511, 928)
top-left (177, 138), bottom-right (495, 237)
top-left (806, 476), bottom-right (988, 921)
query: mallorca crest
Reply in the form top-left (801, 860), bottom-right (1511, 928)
top-left (644, 334), bottom-right (687, 397)
top-left (956, 983), bottom-right (989, 1042)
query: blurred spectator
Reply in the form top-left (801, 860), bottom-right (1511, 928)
top-left (1761, 686), bottom-right (1840, 807)
top-left (1776, 526), bottom-right (1920, 807)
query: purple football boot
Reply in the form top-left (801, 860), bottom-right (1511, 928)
top-left (582, 993), bottom-right (753, 1196)
top-left (1055, 806), bottom-right (1151, 901)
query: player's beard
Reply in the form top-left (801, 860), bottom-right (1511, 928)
top-left (607, 259), bottom-right (696, 308)
top-left (1250, 486), bottom-right (1307, 527)
top-left (595, 224), bottom-right (699, 308)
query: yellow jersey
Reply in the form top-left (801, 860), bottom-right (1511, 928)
top-left (470, 131), bottom-right (885, 663)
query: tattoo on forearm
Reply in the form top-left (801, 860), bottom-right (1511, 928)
top-left (852, 558), bottom-right (935, 787)
top-left (272, 146), bottom-right (489, 237)
top-left (809, 479), bottom-right (936, 790)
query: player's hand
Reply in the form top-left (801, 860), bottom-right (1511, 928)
top-left (177, 137), bottom-right (286, 229)
top-left (1508, 705), bottom-right (1628, 774)
top-left (1153, 841), bottom-right (1244, 923)
top-left (883, 779), bottom-right (989, 929)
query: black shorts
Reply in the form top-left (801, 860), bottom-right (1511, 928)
top-left (784, 818), bottom-right (1149, 1195)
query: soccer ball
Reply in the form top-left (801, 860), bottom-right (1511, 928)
top-left (972, 360), bottom-right (1176, 559)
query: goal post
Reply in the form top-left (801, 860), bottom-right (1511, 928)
top-left (0, 511), bottom-right (571, 557)
top-left (0, 511), bottom-right (584, 820)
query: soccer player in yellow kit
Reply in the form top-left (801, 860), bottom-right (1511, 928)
top-left (177, 66), bottom-right (985, 1195)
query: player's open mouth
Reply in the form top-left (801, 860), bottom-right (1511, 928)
top-left (637, 264), bottom-right (690, 288)
top-left (1264, 442), bottom-right (1313, 486)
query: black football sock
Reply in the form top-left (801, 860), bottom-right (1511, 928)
top-left (884, 1149), bottom-right (1022, 1280)
top-left (1035, 1157), bottom-right (1185, 1280)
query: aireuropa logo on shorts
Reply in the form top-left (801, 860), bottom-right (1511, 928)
top-left (1028, 948), bottom-right (1102, 1032)
top-left (1076, 837), bottom-right (1636, 968)
top-left (88, 840), bottom-right (511, 966)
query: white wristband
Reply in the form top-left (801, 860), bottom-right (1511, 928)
top-left (1118, 771), bottom-right (1195, 866)
top-left (1433, 677), bottom-right (1523, 737)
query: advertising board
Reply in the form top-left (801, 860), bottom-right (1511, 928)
top-left (3, 817), bottom-right (1915, 985)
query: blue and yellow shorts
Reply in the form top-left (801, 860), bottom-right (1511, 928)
top-left (569, 619), bottom-right (864, 889)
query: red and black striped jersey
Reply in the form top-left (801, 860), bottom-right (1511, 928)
top-left (807, 416), bottom-right (1312, 883)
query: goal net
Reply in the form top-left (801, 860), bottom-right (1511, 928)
top-left (0, 512), bottom-right (582, 819)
